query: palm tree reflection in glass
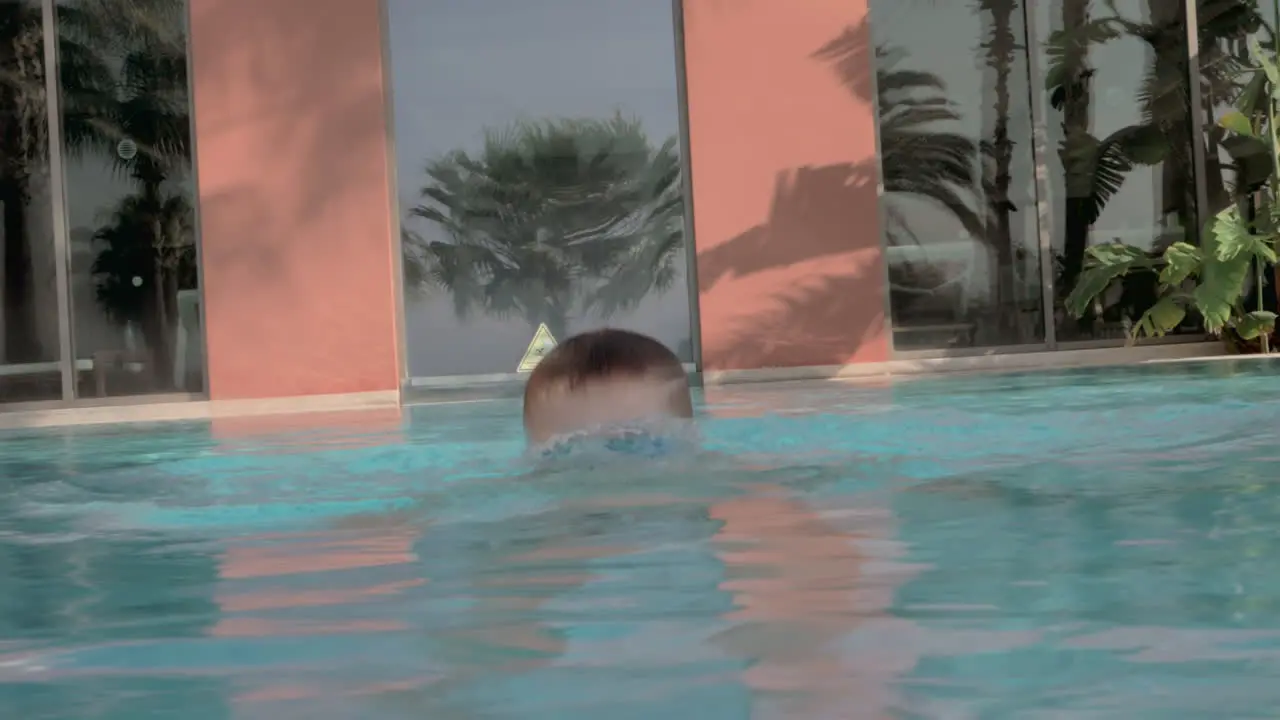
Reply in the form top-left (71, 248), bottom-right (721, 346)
top-left (401, 114), bottom-right (686, 343)
top-left (0, 0), bottom-right (196, 390)
top-left (873, 47), bottom-right (994, 343)
top-left (1043, 0), bottom-right (1262, 337)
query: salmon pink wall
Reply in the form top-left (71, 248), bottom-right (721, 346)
top-left (188, 0), bottom-right (401, 400)
top-left (681, 0), bottom-right (889, 371)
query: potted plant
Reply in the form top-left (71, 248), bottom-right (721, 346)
top-left (1065, 39), bottom-right (1280, 353)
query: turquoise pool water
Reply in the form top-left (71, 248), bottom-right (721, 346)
top-left (4, 359), bottom-right (1280, 718)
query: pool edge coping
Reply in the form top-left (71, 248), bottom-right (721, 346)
top-left (0, 390), bottom-right (401, 431)
top-left (700, 341), bottom-right (1240, 386)
top-left (1, 341), bottom-right (1273, 430)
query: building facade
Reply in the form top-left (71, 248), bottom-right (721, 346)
top-left (0, 0), bottom-right (1245, 411)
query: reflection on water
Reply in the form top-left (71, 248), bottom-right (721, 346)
top-left (711, 496), bottom-right (913, 719)
top-left (0, 436), bottom-right (916, 718)
top-left (8, 364), bottom-right (1280, 716)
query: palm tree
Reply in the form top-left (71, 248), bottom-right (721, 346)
top-left (62, 0), bottom-right (191, 193)
top-left (89, 189), bottom-right (195, 363)
top-left (1045, 0), bottom-right (1264, 298)
top-left (869, 47), bottom-right (992, 320)
top-left (1040, 2), bottom-right (1184, 337)
top-left (1195, 0), bottom-right (1267, 208)
top-left (859, 47), bottom-right (1018, 331)
top-left (57, 0), bottom-right (194, 385)
top-left (1043, 0), bottom-right (1105, 300)
top-left (875, 47), bottom-right (986, 244)
top-left (820, 20), bottom-right (1035, 340)
top-left (0, 0), bottom-right (189, 369)
top-left (401, 114), bottom-right (685, 339)
top-left (979, 0), bottom-right (1024, 338)
top-left (0, 1), bottom-right (119, 363)
top-left (0, 3), bottom-right (50, 363)
top-left (89, 20), bottom-right (193, 379)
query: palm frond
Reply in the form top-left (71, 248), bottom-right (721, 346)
top-left (874, 47), bottom-right (985, 239)
top-left (403, 114), bottom-right (687, 327)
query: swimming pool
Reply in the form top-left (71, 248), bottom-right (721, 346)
top-left (3, 359), bottom-right (1280, 718)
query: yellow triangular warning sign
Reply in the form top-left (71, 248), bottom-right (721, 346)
top-left (517, 323), bottom-right (558, 373)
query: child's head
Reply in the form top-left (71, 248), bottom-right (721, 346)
top-left (522, 328), bottom-right (693, 445)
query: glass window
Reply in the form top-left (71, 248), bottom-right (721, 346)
top-left (1037, 0), bottom-right (1199, 342)
top-left (58, 0), bottom-right (202, 398)
top-left (1198, 0), bottom-right (1267, 213)
top-left (868, 0), bottom-right (1045, 351)
top-left (0, 0), bottom-right (64, 403)
top-left (386, 0), bottom-right (696, 379)
top-left (1197, 0), bottom-right (1270, 350)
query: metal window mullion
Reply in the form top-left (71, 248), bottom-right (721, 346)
top-left (862, 7), bottom-right (898, 356)
top-left (41, 0), bottom-right (75, 401)
top-left (180, 0), bottom-right (211, 397)
top-left (1184, 0), bottom-right (1210, 232)
top-left (1023, 0), bottom-right (1058, 349)
top-left (671, 0), bottom-right (704, 372)
top-left (376, 0), bottom-right (411, 394)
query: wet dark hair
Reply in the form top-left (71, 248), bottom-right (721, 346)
top-left (522, 328), bottom-right (692, 424)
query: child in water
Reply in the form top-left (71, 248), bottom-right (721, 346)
top-left (334, 329), bottom-right (899, 716)
top-left (522, 327), bottom-right (695, 457)
top-left (520, 328), bottom-right (910, 718)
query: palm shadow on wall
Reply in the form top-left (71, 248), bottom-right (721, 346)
top-left (177, 0), bottom-right (396, 333)
top-left (697, 19), bottom-right (990, 369)
top-left (695, 161), bottom-right (884, 370)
